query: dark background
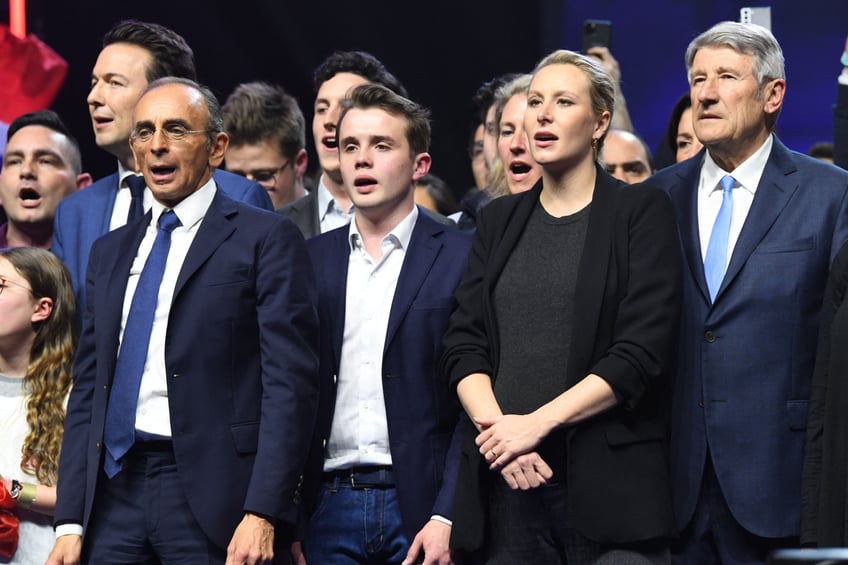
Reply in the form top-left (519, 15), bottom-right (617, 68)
top-left (6, 0), bottom-right (848, 198)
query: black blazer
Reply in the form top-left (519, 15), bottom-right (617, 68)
top-left (441, 168), bottom-right (682, 549)
top-left (802, 240), bottom-right (848, 546)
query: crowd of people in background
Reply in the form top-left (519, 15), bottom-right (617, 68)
top-left (1, 14), bottom-right (848, 565)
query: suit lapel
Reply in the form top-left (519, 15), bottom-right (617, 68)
top-left (384, 214), bottom-right (443, 353)
top-left (718, 138), bottom-right (799, 300)
top-left (326, 229), bottom-right (350, 373)
top-left (666, 155), bottom-right (711, 302)
top-left (95, 172), bottom-right (121, 236)
top-left (306, 191), bottom-right (321, 238)
top-left (100, 213), bottom-right (150, 380)
top-left (569, 170), bottom-right (615, 381)
top-left (173, 191), bottom-right (238, 299)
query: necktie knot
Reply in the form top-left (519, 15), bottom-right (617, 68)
top-left (157, 210), bottom-right (180, 233)
top-left (125, 175), bottom-right (146, 223)
top-left (720, 174), bottom-right (735, 195)
top-left (126, 175), bottom-right (146, 199)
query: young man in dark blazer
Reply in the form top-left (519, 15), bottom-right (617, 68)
top-left (300, 84), bottom-right (470, 565)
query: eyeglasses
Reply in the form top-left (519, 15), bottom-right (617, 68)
top-left (0, 276), bottom-right (41, 298)
top-left (131, 124), bottom-right (214, 143)
top-left (239, 161), bottom-right (292, 186)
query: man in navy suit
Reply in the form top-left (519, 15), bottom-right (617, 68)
top-left (300, 84), bottom-right (470, 564)
top-left (52, 20), bottom-right (271, 317)
top-left (649, 21), bottom-right (848, 564)
top-left (46, 78), bottom-right (318, 564)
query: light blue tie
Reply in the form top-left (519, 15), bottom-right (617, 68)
top-left (703, 175), bottom-right (735, 302)
top-left (103, 210), bottom-right (180, 478)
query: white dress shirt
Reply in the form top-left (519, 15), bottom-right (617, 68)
top-left (120, 179), bottom-right (216, 437)
top-left (317, 175), bottom-right (354, 234)
top-left (323, 206), bottom-right (419, 472)
top-left (109, 162), bottom-right (153, 231)
top-left (698, 135), bottom-right (773, 267)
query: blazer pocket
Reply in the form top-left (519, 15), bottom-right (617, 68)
top-left (205, 267), bottom-right (251, 287)
top-left (786, 400), bottom-right (809, 431)
top-left (230, 421), bottom-right (259, 454)
top-left (755, 237), bottom-right (816, 255)
top-left (604, 422), bottom-right (664, 447)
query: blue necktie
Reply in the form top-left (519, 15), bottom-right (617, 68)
top-left (126, 175), bottom-right (146, 223)
top-left (103, 210), bottom-right (180, 478)
top-left (703, 175), bottom-right (735, 302)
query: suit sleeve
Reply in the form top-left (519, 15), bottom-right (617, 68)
top-left (589, 188), bottom-right (683, 409)
top-left (430, 413), bottom-right (468, 519)
top-left (801, 242), bottom-right (848, 545)
top-left (244, 182), bottom-right (274, 211)
top-left (242, 218), bottom-right (320, 527)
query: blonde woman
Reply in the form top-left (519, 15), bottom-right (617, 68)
top-left (442, 50), bottom-right (681, 563)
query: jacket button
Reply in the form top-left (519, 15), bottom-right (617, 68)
top-left (698, 397), bottom-right (704, 408)
top-left (705, 331), bottom-right (716, 343)
top-left (95, 442), bottom-right (102, 451)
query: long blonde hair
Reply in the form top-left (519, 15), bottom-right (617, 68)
top-left (2, 248), bottom-right (77, 485)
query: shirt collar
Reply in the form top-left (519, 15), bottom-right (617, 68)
top-left (317, 175), bottom-right (353, 219)
top-left (347, 205), bottom-right (418, 253)
top-left (118, 161), bottom-right (142, 188)
top-left (701, 134), bottom-right (773, 196)
top-left (148, 177), bottom-right (217, 230)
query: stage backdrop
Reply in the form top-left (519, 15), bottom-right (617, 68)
top-left (18, 0), bottom-right (848, 197)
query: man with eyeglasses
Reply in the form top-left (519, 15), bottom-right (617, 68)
top-left (47, 77), bottom-right (319, 565)
top-left (223, 82), bottom-right (309, 210)
top-left (51, 20), bottom-right (271, 321)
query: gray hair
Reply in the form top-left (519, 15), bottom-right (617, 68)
top-left (140, 77), bottom-right (224, 147)
top-left (685, 21), bottom-right (785, 87)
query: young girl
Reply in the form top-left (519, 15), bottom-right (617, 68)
top-left (0, 247), bottom-right (76, 564)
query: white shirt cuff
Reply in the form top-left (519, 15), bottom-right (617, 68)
top-left (839, 72), bottom-right (848, 86)
top-left (430, 514), bottom-right (452, 527)
top-left (55, 523), bottom-right (84, 538)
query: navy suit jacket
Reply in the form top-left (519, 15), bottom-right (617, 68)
top-left (54, 190), bottom-right (319, 550)
top-left (53, 168), bottom-right (272, 317)
top-left (649, 136), bottom-right (848, 538)
top-left (303, 210), bottom-right (471, 542)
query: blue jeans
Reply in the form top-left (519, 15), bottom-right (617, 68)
top-left (304, 477), bottom-right (411, 564)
